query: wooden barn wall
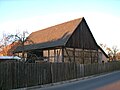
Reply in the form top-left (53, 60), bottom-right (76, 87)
top-left (63, 47), bottom-right (98, 64)
top-left (26, 48), bottom-right (63, 63)
top-left (43, 49), bottom-right (63, 63)
top-left (66, 19), bottom-right (98, 50)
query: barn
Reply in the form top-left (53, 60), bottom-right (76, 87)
top-left (14, 17), bottom-right (108, 64)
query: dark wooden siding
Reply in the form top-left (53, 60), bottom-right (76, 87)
top-left (66, 19), bottom-right (98, 50)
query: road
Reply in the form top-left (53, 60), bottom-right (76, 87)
top-left (33, 71), bottom-right (120, 90)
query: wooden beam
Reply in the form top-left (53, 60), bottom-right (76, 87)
top-left (48, 49), bottom-right (50, 62)
top-left (56, 49), bottom-right (61, 62)
top-left (97, 49), bottom-right (99, 63)
top-left (54, 49), bottom-right (56, 62)
top-left (83, 49), bottom-right (84, 64)
top-left (62, 47), bottom-right (64, 62)
top-left (91, 50), bottom-right (92, 64)
top-left (73, 48), bottom-right (75, 62)
top-left (65, 48), bottom-right (72, 62)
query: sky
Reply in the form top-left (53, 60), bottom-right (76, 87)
top-left (0, 0), bottom-right (120, 50)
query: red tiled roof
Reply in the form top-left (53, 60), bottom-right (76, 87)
top-left (0, 42), bottom-right (20, 56)
top-left (15, 17), bottom-right (83, 52)
top-left (25, 17), bottom-right (83, 45)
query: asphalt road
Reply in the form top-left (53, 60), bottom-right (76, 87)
top-left (33, 71), bottom-right (120, 90)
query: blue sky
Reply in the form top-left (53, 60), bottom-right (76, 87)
top-left (0, 0), bottom-right (120, 22)
top-left (0, 0), bottom-right (120, 49)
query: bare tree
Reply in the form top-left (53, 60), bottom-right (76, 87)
top-left (9, 31), bottom-right (34, 60)
top-left (106, 46), bottom-right (119, 61)
top-left (111, 46), bottom-right (119, 60)
top-left (0, 33), bottom-right (13, 55)
top-left (100, 44), bottom-right (119, 61)
top-left (10, 31), bottom-right (29, 59)
top-left (0, 31), bottom-right (34, 61)
top-left (106, 47), bottom-right (112, 61)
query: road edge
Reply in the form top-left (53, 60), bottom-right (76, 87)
top-left (13, 70), bottom-right (120, 90)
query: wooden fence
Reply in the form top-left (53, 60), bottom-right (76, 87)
top-left (0, 62), bottom-right (120, 90)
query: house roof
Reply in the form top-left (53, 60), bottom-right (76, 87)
top-left (14, 17), bottom-right (108, 58)
top-left (0, 56), bottom-right (21, 60)
top-left (26, 18), bottom-right (82, 45)
top-left (15, 17), bottom-right (83, 52)
top-left (0, 42), bottom-right (20, 56)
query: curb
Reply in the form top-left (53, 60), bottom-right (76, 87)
top-left (13, 75), bottom-right (97, 90)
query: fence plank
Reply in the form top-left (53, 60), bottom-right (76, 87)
top-left (0, 62), bottom-right (120, 89)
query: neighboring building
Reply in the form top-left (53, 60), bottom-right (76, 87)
top-left (14, 17), bottom-right (108, 64)
top-left (0, 51), bottom-right (3, 56)
top-left (0, 42), bottom-right (20, 56)
top-left (114, 52), bottom-right (120, 61)
top-left (0, 56), bottom-right (21, 62)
